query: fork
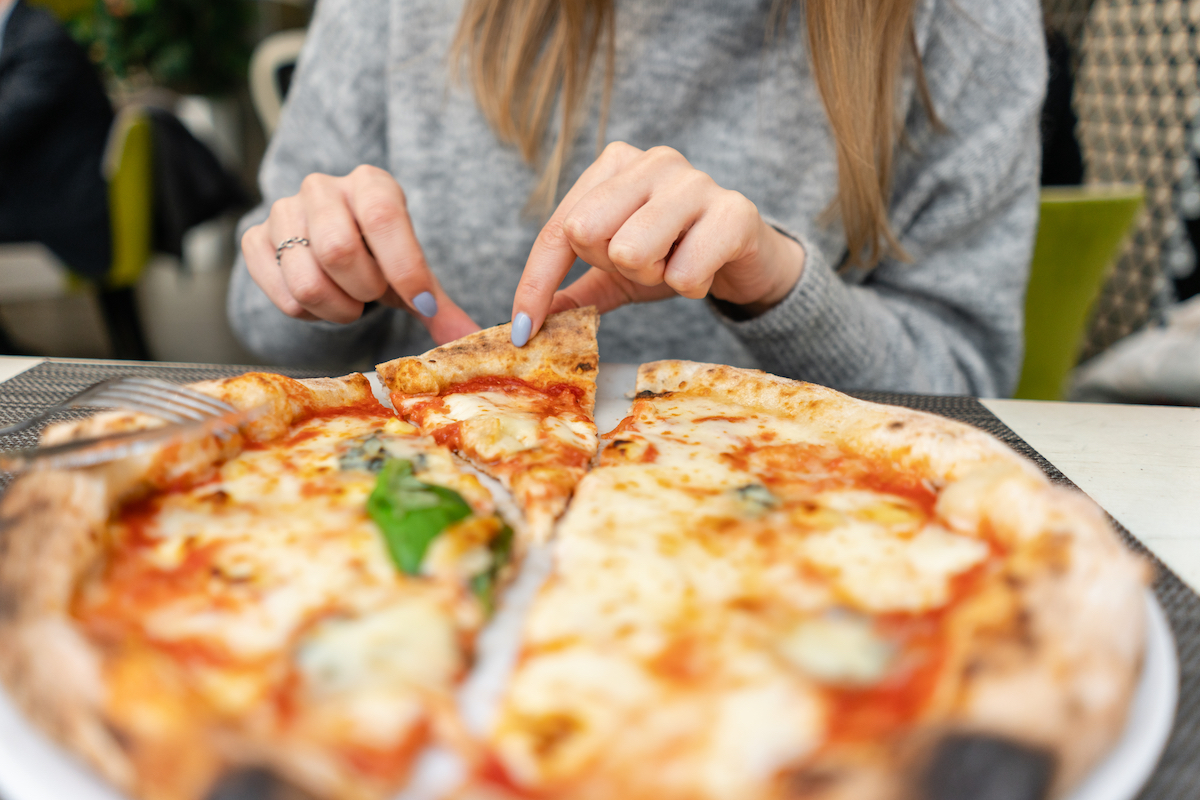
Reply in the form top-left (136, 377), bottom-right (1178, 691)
top-left (0, 377), bottom-right (237, 437)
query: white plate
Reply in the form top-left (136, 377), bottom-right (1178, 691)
top-left (0, 366), bottom-right (1177, 800)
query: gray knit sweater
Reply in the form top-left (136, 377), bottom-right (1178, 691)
top-left (229, 0), bottom-right (1046, 396)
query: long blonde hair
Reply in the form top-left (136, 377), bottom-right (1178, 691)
top-left (450, 0), bottom-right (934, 269)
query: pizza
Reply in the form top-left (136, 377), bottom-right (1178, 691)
top-left (377, 306), bottom-right (600, 546)
top-left (0, 372), bottom-right (518, 800)
top-left (472, 361), bottom-right (1148, 800)
top-left (0, 329), bottom-right (1149, 800)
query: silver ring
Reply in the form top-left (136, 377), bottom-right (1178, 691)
top-left (275, 237), bottom-right (310, 266)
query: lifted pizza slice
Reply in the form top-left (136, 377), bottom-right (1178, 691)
top-left (377, 307), bottom-right (600, 546)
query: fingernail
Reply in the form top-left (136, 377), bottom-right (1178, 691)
top-left (413, 291), bottom-right (438, 317)
top-left (511, 312), bottom-right (532, 347)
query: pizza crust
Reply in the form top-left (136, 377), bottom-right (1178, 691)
top-left (636, 360), bottom-right (1039, 482)
top-left (0, 372), bottom-right (383, 800)
top-left (377, 306), bottom-right (599, 415)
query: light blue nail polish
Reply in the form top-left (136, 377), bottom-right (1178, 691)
top-left (413, 292), bottom-right (438, 317)
top-left (511, 312), bottom-right (532, 347)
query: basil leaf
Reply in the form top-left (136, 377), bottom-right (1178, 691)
top-left (368, 459), bottom-right (472, 575)
top-left (470, 522), bottom-right (514, 613)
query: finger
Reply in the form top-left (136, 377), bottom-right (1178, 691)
top-left (663, 192), bottom-right (760, 300)
top-left (551, 267), bottom-right (676, 315)
top-left (340, 168), bottom-right (482, 344)
top-left (561, 147), bottom-right (696, 277)
top-left (266, 197), bottom-right (364, 323)
top-left (344, 166), bottom-right (440, 311)
top-left (421, 291), bottom-right (483, 344)
top-left (605, 172), bottom-right (714, 287)
top-left (300, 174), bottom-right (388, 303)
top-left (242, 223), bottom-right (318, 321)
top-left (512, 141), bottom-right (646, 344)
top-left (376, 284), bottom-right (481, 345)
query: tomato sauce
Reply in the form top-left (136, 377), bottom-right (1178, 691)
top-left (443, 376), bottom-right (586, 408)
top-left (259, 403), bottom-right (394, 450)
top-left (431, 421), bottom-right (464, 451)
top-left (722, 442), bottom-right (940, 516)
top-left (475, 753), bottom-right (541, 798)
top-left (74, 494), bottom-right (252, 667)
top-left (337, 721), bottom-right (430, 782)
top-left (823, 561), bottom-right (992, 743)
top-left (394, 378), bottom-right (593, 472)
top-left (824, 618), bottom-right (945, 743)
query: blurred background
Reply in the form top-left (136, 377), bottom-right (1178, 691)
top-left (2, 0), bottom-right (1199, 404)
top-left (0, 0), bottom-right (313, 365)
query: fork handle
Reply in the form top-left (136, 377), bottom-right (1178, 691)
top-left (0, 416), bottom-right (42, 438)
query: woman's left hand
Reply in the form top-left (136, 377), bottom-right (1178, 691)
top-left (510, 141), bottom-right (806, 345)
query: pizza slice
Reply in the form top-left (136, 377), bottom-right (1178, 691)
top-left (0, 372), bottom-right (514, 800)
top-left (377, 307), bottom-right (600, 546)
top-left (471, 361), bottom-right (1147, 800)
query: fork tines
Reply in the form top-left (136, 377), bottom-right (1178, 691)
top-left (72, 378), bottom-right (236, 424)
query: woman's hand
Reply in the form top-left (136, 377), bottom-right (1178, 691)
top-left (242, 165), bottom-right (480, 345)
top-left (510, 142), bottom-right (806, 345)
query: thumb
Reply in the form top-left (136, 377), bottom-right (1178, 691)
top-left (550, 267), bottom-right (677, 315)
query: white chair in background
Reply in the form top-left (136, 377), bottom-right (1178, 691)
top-left (249, 29), bottom-right (307, 137)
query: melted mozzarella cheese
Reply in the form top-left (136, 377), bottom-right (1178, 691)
top-left (800, 516), bottom-right (988, 613)
top-left (496, 391), bottom-right (997, 792)
top-left (298, 594), bottom-right (461, 695)
top-left (436, 392), bottom-right (594, 460)
top-left (495, 647), bottom-right (657, 786)
top-left (700, 679), bottom-right (824, 797)
top-left (778, 614), bottom-right (894, 685)
top-left (111, 414), bottom-right (483, 663)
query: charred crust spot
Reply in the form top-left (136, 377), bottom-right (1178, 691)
top-left (636, 389), bottom-right (669, 399)
top-left (206, 768), bottom-right (319, 800)
top-left (888, 420), bottom-right (905, 430)
top-left (575, 361), bottom-right (595, 372)
top-left (781, 766), bottom-right (844, 798)
top-left (922, 733), bottom-right (1055, 800)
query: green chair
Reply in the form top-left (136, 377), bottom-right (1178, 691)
top-left (1015, 186), bottom-right (1144, 400)
top-left (92, 106), bottom-right (155, 359)
top-left (106, 110), bottom-right (155, 290)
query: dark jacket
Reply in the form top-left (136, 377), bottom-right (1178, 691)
top-left (0, 0), bottom-right (113, 280)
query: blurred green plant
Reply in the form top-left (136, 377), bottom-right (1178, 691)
top-left (30, 0), bottom-right (256, 96)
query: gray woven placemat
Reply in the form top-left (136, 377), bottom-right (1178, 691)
top-left (0, 361), bottom-right (1191, 799)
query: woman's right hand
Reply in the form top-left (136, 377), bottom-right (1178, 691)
top-left (241, 165), bottom-right (481, 344)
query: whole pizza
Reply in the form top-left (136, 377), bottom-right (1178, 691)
top-left (0, 308), bottom-right (1148, 800)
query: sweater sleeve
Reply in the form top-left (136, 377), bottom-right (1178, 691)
top-left (716, 0), bottom-right (1047, 397)
top-left (227, 0), bottom-right (405, 368)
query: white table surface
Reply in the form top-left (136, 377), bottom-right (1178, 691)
top-left (982, 398), bottom-right (1200, 591)
top-left (0, 356), bottom-right (1196, 590)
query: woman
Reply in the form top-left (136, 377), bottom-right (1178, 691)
top-left (233, 0), bottom-right (1046, 395)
